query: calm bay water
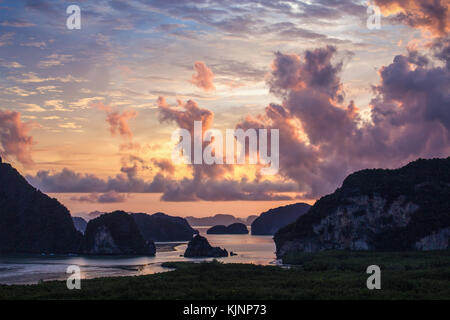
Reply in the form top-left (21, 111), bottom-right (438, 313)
top-left (0, 227), bottom-right (277, 285)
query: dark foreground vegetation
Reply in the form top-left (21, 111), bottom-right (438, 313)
top-left (1, 250), bottom-right (449, 300)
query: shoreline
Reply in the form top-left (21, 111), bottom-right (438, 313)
top-left (1, 250), bottom-right (450, 299)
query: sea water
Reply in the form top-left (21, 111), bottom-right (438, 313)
top-left (0, 227), bottom-right (276, 284)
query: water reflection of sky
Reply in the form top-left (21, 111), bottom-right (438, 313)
top-left (0, 227), bottom-right (276, 285)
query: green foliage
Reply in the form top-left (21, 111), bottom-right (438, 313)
top-left (282, 250), bottom-right (450, 271)
top-left (1, 251), bottom-right (449, 300)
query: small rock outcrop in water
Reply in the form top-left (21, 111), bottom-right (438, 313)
top-left (132, 212), bottom-right (198, 242)
top-left (72, 217), bottom-right (88, 234)
top-left (0, 159), bottom-right (81, 254)
top-left (274, 157), bottom-right (450, 258)
top-left (251, 203), bottom-right (311, 235)
top-left (184, 235), bottom-right (228, 258)
top-left (82, 211), bottom-right (155, 255)
top-left (207, 223), bottom-right (248, 234)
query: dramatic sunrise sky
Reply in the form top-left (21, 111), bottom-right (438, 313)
top-left (0, 0), bottom-right (448, 217)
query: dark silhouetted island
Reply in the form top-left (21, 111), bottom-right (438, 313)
top-left (185, 214), bottom-right (246, 226)
top-left (0, 158), bottom-right (82, 254)
top-left (132, 212), bottom-right (198, 242)
top-left (184, 235), bottom-right (228, 258)
top-left (207, 223), bottom-right (249, 234)
top-left (82, 211), bottom-right (156, 256)
top-left (251, 203), bottom-right (311, 235)
top-left (275, 157), bottom-right (450, 259)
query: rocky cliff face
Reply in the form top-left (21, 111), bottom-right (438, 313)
top-left (251, 203), bottom-right (311, 235)
top-left (414, 227), bottom-right (450, 250)
top-left (184, 235), bottom-right (228, 258)
top-left (275, 158), bottom-right (450, 257)
top-left (0, 159), bottom-right (82, 254)
top-left (72, 216), bottom-right (87, 234)
top-left (82, 211), bottom-right (156, 255)
top-left (132, 212), bottom-right (197, 242)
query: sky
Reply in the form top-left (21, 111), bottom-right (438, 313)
top-left (0, 0), bottom-right (449, 218)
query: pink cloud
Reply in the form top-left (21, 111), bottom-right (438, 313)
top-left (92, 102), bottom-right (137, 140)
top-left (237, 43), bottom-right (450, 198)
top-left (106, 110), bottom-right (137, 139)
top-left (190, 61), bottom-right (216, 92)
top-left (0, 110), bottom-right (35, 166)
top-left (374, 0), bottom-right (449, 36)
top-left (157, 96), bottom-right (230, 181)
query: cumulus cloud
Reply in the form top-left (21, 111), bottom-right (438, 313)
top-left (268, 47), bottom-right (345, 101)
top-left (152, 158), bottom-right (176, 175)
top-left (157, 96), bottom-right (230, 180)
top-left (158, 96), bottom-right (214, 132)
top-left (18, 0), bottom-right (450, 202)
top-left (155, 95), bottom-right (300, 200)
top-left (22, 44), bottom-right (450, 201)
top-left (25, 127), bottom-right (294, 201)
top-left (236, 42), bottom-right (450, 198)
top-left (190, 61), bottom-right (216, 92)
top-left (0, 110), bottom-right (35, 166)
